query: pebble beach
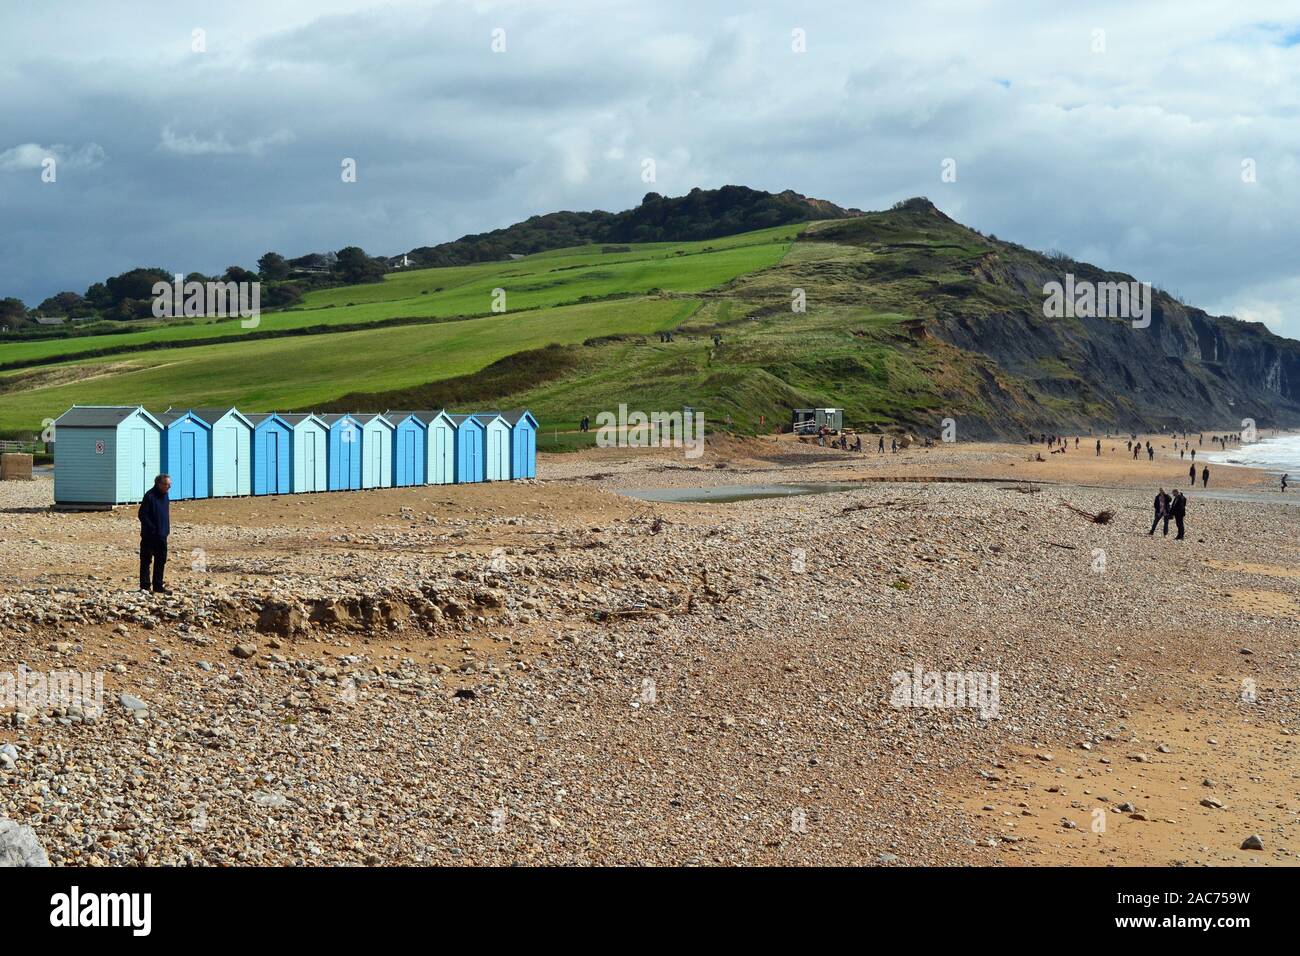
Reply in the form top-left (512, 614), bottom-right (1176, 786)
top-left (1, 433), bottom-right (1296, 866)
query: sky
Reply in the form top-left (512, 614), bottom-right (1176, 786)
top-left (2, 0), bottom-right (1298, 338)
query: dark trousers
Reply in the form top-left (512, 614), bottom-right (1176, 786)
top-left (140, 536), bottom-right (167, 590)
top-left (1174, 515), bottom-right (1185, 539)
top-left (1149, 512), bottom-right (1168, 535)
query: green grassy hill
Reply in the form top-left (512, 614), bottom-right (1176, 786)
top-left (5, 197), bottom-right (1299, 439)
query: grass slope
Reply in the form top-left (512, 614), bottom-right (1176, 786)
top-left (0, 227), bottom-right (798, 370)
top-left (1, 298), bottom-right (693, 429)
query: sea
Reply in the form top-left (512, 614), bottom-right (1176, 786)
top-left (1202, 433), bottom-right (1300, 477)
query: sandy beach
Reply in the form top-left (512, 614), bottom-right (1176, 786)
top-left (1, 433), bottom-right (1296, 866)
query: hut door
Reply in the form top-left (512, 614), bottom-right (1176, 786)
top-left (266, 432), bottom-right (279, 492)
top-left (304, 432), bottom-right (316, 491)
top-left (435, 429), bottom-right (449, 482)
top-left (181, 431), bottom-right (196, 498)
top-left (371, 440), bottom-right (382, 485)
top-left (130, 428), bottom-right (147, 500)
top-left (406, 437), bottom-right (416, 484)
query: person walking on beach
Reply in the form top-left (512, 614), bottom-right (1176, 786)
top-left (1147, 443), bottom-right (1155, 461)
top-left (1189, 463), bottom-right (1196, 484)
top-left (1149, 487), bottom-right (1171, 536)
top-left (138, 474), bottom-right (172, 593)
top-left (1201, 466), bottom-right (1209, 488)
top-left (1096, 439), bottom-right (1101, 456)
top-left (1169, 489), bottom-right (1187, 540)
top-left (1282, 473), bottom-right (1289, 493)
top-left (878, 435), bottom-right (885, 454)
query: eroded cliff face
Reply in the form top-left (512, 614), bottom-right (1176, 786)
top-left (934, 307), bottom-right (1299, 433)
top-left (903, 217), bottom-right (1300, 437)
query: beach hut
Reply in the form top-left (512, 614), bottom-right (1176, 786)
top-left (52, 405), bottom-right (163, 506)
top-left (246, 413), bottom-right (293, 496)
top-left (323, 414), bottom-right (363, 491)
top-left (386, 411), bottom-right (426, 487)
top-left (280, 413), bottom-right (329, 494)
top-left (503, 410), bottom-right (539, 479)
top-left (357, 414), bottom-right (394, 489)
top-left (449, 414), bottom-right (485, 483)
top-left (156, 410), bottom-right (212, 500)
top-left (475, 413), bottom-right (511, 482)
top-left (426, 410), bottom-right (456, 485)
top-left (190, 407), bottom-right (253, 498)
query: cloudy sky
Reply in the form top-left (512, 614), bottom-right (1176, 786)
top-left (2, 0), bottom-right (1298, 337)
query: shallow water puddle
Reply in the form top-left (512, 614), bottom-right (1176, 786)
top-left (618, 482), bottom-right (860, 504)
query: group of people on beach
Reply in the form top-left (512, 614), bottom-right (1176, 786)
top-left (814, 426), bottom-right (864, 453)
top-left (1148, 487), bottom-right (1188, 540)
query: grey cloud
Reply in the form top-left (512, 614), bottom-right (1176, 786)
top-left (0, 0), bottom-right (1296, 341)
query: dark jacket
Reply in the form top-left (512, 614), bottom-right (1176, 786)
top-left (138, 486), bottom-right (170, 540)
top-left (1152, 492), bottom-right (1169, 515)
top-left (1169, 493), bottom-right (1186, 518)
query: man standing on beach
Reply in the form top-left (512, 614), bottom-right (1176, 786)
top-left (1149, 488), bottom-right (1171, 536)
top-left (1096, 439), bottom-right (1101, 456)
top-left (1169, 489), bottom-right (1187, 540)
top-left (1189, 463), bottom-right (1196, 484)
top-left (138, 474), bottom-right (172, 594)
top-left (1201, 466), bottom-right (1209, 488)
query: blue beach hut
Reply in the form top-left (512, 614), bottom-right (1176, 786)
top-left (358, 414), bottom-right (394, 489)
top-left (190, 407), bottom-right (253, 498)
top-left (156, 410), bottom-right (212, 500)
top-left (503, 410), bottom-right (539, 480)
top-left (386, 411), bottom-right (427, 487)
top-left (426, 410), bottom-right (456, 486)
top-left (323, 414), bottom-right (363, 491)
top-left (280, 413), bottom-right (329, 494)
top-left (52, 405), bottom-right (163, 506)
top-left (449, 414), bottom-right (485, 483)
top-left (476, 413), bottom-right (511, 482)
top-left (246, 413), bottom-right (293, 496)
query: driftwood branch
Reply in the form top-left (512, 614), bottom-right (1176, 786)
top-left (1060, 501), bottom-right (1115, 524)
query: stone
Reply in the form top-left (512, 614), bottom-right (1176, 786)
top-left (118, 693), bottom-right (148, 715)
top-left (1200, 797), bottom-right (1224, 809)
top-left (1240, 834), bottom-right (1263, 850)
top-left (0, 819), bottom-right (49, 867)
top-left (232, 643), bottom-right (257, 659)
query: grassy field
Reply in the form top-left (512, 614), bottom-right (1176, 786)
top-left (0, 226), bottom-right (801, 370)
top-left (0, 298), bottom-right (692, 430)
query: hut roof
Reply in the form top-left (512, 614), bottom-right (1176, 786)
top-left (54, 406), bottom-right (159, 428)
